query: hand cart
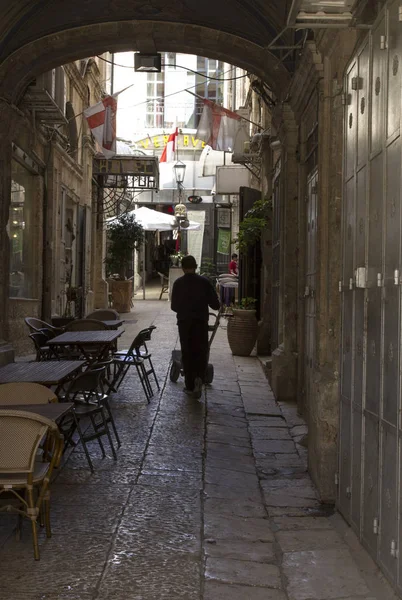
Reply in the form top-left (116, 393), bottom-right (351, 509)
top-left (169, 308), bottom-right (223, 384)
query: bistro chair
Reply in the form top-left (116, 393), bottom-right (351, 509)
top-left (0, 409), bottom-right (63, 560)
top-left (64, 318), bottom-right (108, 331)
top-left (111, 331), bottom-right (155, 402)
top-left (157, 272), bottom-right (169, 300)
top-left (115, 326), bottom-right (159, 392)
top-left (0, 382), bottom-right (57, 405)
top-left (29, 332), bottom-right (55, 361)
top-left (25, 317), bottom-right (63, 339)
top-left (59, 367), bottom-right (118, 472)
top-left (85, 309), bottom-right (120, 321)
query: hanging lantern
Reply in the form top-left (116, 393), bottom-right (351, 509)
top-left (174, 202), bottom-right (187, 219)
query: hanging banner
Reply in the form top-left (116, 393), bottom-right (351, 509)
top-left (217, 229), bottom-right (231, 254)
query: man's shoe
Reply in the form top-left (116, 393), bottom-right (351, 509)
top-left (193, 377), bottom-right (203, 400)
top-left (183, 387), bottom-right (193, 395)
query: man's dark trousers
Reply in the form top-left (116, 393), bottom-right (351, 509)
top-left (178, 318), bottom-right (209, 391)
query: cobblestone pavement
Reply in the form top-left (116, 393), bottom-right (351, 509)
top-left (0, 300), bottom-right (398, 599)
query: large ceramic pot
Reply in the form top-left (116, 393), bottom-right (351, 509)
top-left (227, 309), bottom-right (258, 356)
top-left (109, 279), bottom-right (132, 313)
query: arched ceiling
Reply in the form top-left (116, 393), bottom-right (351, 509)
top-left (0, 0), bottom-right (294, 102)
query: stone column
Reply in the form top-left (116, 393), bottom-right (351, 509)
top-left (271, 104), bottom-right (299, 400)
top-left (92, 183), bottom-right (108, 309)
top-left (0, 101), bottom-right (16, 363)
top-left (257, 137), bottom-right (273, 355)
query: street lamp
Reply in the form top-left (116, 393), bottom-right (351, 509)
top-left (173, 160), bottom-right (186, 188)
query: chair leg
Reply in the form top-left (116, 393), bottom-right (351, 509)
top-left (147, 357), bottom-right (160, 390)
top-left (89, 413), bottom-right (106, 458)
top-left (100, 408), bottom-right (117, 460)
top-left (27, 487), bottom-right (40, 560)
top-left (135, 363), bottom-right (151, 402)
top-left (103, 399), bottom-right (121, 446)
top-left (74, 413), bottom-right (94, 473)
top-left (44, 492), bottom-right (51, 538)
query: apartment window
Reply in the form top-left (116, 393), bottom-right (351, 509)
top-left (194, 58), bottom-right (224, 127)
top-left (9, 160), bottom-right (37, 298)
top-left (146, 71), bottom-right (165, 128)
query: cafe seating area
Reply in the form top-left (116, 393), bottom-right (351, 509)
top-left (0, 307), bottom-right (160, 560)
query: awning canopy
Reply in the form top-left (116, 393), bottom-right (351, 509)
top-left (108, 206), bottom-right (200, 231)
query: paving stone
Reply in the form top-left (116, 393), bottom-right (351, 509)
top-left (204, 539), bottom-right (276, 562)
top-left (271, 516), bottom-right (333, 531)
top-left (247, 416), bottom-right (287, 427)
top-left (205, 467), bottom-right (259, 489)
top-left (249, 426), bottom-right (293, 440)
top-left (207, 441), bottom-right (253, 458)
top-left (204, 581), bottom-right (287, 600)
top-left (208, 423), bottom-right (250, 439)
top-left (204, 514), bottom-right (274, 542)
top-left (282, 549), bottom-right (371, 600)
top-left (210, 456), bottom-right (257, 474)
top-left (276, 529), bottom-right (347, 552)
top-left (205, 483), bottom-right (262, 502)
top-left (204, 497), bottom-right (266, 518)
top-left (253, 439), bottom-right (296, 454)
top-left (205, 557), bottom-right (282, 588)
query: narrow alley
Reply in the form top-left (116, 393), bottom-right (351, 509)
top-left (0, 300), bottom-right (396, 600)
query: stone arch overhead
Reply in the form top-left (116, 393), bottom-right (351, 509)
top-left (0, 21), bottom-right (290, 105)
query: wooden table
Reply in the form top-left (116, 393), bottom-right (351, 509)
top-left (0, 361), bottom-right (85, 392)
top-left (0, 402), bottom-right (73, 421)
top-left (48, 330), bottom-right (124, 363)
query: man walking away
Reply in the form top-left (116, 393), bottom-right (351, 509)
top-left (171, 255), bottom-right (220, 399)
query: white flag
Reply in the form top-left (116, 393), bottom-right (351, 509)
top-left (84, 94), bottom-right (118, 158)
top-left (196, 99), bottom-right (242, 152)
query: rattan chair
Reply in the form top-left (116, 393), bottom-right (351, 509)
top-left (59, 367), bottom-right (118, 472)
top-left (0, 382), bottom-right (57, 405)
top-left (85, 309), bottom-right (120, 321)
top-left (64, 319), bottom-right (108, 331)
top-left (25, 318), bottom-right (63, 338)
top-left (0, 409), bottom-right (63, 560)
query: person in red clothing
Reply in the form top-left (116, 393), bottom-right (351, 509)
top-left (229, 253), bottom-right (238, 276)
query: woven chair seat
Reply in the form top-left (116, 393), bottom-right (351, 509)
top-left (0, 462), bottom-right (49, 487)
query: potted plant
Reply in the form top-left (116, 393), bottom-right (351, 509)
top-left (105, 213), bottom-right (144, 313)
top-left (227, 297), bottom-right (258, 356)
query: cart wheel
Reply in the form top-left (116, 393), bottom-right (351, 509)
top-left (205, 363), bottom-right (214, 384)
top-left (170, 361), bottom-right (181, 382)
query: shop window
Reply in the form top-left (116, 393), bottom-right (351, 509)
top-left (9, 160), bottom-right (37, 298)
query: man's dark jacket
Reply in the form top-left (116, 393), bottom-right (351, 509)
top-left (171, 273), bottom-right (220, 322)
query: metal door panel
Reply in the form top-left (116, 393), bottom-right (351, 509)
top-left (339, 396), bottom-right (352, 520)
top-left (383, 286), bottom-right (399, 426)
top-left (346, 62), bottom-right (357, 182)
top-left (385, 138), bottom-right (401, 280)
top-left (379, 423), bottom-right (398, 583)
top-left (370, 18), bottom-right (385, 154)
top-left (351, 404), bottom-right (363, 532)
top-left (356, 166), bottom-right (366, 267)
top-left (354, 290), bottom-right (365, 408)
top-left (357, 44), bottom-right (369, 167)
top-left (366, 288), bottom-right (381, 416)
top-left (386, 0), bottom-right (401, 139)
top-left (362, 411), bottom-right (379, 555)
top-left (368, 153), bottom-right (383, 275)
top-left (341, 291), bottom-right (353, 400)
top-left (344, 177), bottom-right (355, 282)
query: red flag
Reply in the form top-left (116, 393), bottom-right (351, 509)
top-left (196, 99), bottom-right (241, 151)
top-left (160, 127), bottom-right (178, 163)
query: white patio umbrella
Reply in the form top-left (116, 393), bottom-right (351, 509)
top-left (108, 206), bottom-right (200, 299)
top-left (127, 206), bottom-right (200, 231)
